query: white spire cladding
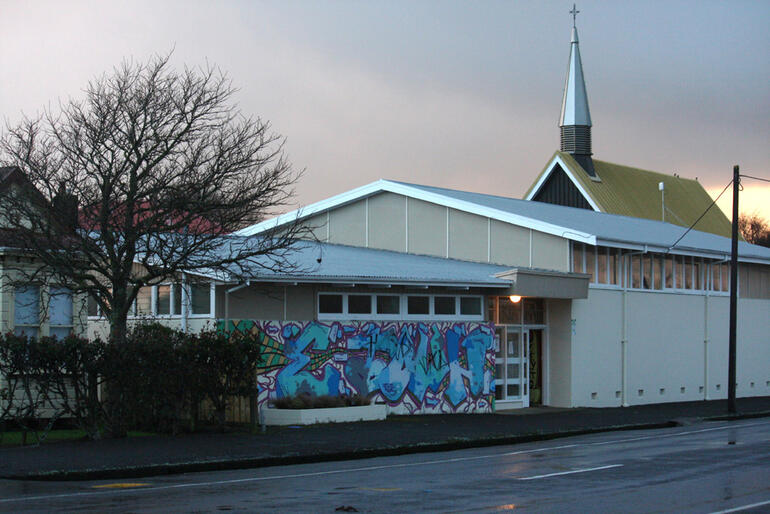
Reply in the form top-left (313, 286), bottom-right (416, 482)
top-left (559, 4), bottom-right (595, 176)
top-left (559, 24), bottom-right (592, 127)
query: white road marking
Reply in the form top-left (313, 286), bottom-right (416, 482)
top-left (1, 419), bottom-right (768, 505)
top-left (709, 498), bottom-right (770, 513)
top-left (516, 464), bottom-right (623, 480)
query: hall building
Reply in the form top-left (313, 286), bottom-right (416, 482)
top-left (91, 18), bottom-right (770, 415)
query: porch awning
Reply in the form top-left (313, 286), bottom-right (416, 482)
top-left (494, 268), bottom-right (590, 299)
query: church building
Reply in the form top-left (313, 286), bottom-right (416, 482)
top-left (94, 16), bottom-right (770, 417)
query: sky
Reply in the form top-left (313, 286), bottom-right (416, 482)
top-left (1, 0), bottom-right (768, 222)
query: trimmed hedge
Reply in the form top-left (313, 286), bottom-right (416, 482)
top-left (0, 324), bottom-right (261, 440)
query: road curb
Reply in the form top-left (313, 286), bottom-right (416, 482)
top-left (6, 421), bottom-right (677, 482)
top-left (6, 410), bottom-right (769, 482)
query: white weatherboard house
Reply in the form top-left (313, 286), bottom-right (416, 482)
top-left (93, 20), bottom-right (770, 415)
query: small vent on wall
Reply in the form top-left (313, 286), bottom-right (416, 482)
top-left (638, 389), bottom-right (644, 397)
top-left (716, 384), bottom-right (721, 391)
top-left (659, 388), bottom-right (665, 395)
top-left (615, 391), bottom-right (621, 398)
top-left (680, 387), bottom-right (686, 394)
top-left (699, 386), bottom-right (704, 393)
top-left (591, 392), bottom-right (597, 400)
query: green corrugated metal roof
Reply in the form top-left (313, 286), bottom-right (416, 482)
top-left (525, 151), bottom-right (733, 238)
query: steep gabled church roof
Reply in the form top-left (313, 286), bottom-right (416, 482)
top-left (524, 152), bottom-right (733, 238)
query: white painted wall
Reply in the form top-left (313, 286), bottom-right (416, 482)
top-left (569, 288), bottom-right (770, 407)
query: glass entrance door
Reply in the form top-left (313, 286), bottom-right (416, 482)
top-left (494, 326), bottom-right (529, 405)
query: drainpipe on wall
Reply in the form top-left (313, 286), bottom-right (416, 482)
top-left (621, 248), bottom-right (647, 408)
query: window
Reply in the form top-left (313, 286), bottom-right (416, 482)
top-left (654, 256), bottom-right (663, 290)
top-left (319, 294), bottom-right (343, 314)
top-left (434, 296), bottom-right (456, 315)
top-left (597, 248), bottom-right (608, 284)
top-left (608, 249), bottom-right (619, 285)
top-left (87, 293), bottom-right (100, 317)
top-left (694, 259), bottom-right (702, 290)
top-left (572, 242), bottom-right (584, 273)
top-left (631, 255), bottom-right (641, 289)
top-left (460, 297), bottom-right (482, 315)
top-left (585, 245), bottom-right (596, 282)
top-left (14, 285), bottom-right (40, 338)
top-left (376, 295), bottom-right (399, 315)
top-left (136, 286), bottom-right (153, 316)
top-left (407, 296), bottom-right (429, 315)
top-left (157, 285), bottom-right (171, 315)
top-left (677, 256), bottom-right (686, 290)
top-left (190, 284), bottom-right (211, 315)
top-left (665, 256), bottom-right (674, 289)
top-left (523, 298), bottom-right (544, 324)
top-left (317, 293), bottom-right (483, 320)
top-left (49, 286), bottom-right (73, 339)
top-left (721, 263), bottom-right (729, 291)
top-left (348, 294), bottom-right (372, 314)
top-left (685, 257), bottom-right (694, 289)
top-left (642, 255), bottom-right (652, 289)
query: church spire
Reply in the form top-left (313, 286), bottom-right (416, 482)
top-left (560, 4), bottom-right (595, 176)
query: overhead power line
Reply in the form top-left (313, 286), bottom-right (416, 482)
top-left (740, 173), bottom-right (770, 183)
top-left (667, 178), bottom-right (734, 252)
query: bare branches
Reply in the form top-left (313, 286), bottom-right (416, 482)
top-left (1, 54), bottom-right (307, 340)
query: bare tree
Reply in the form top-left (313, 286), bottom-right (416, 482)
top-left (0, 54), bottom-right (309, 342)
top-left (739, 212), bottom-right (770, 248)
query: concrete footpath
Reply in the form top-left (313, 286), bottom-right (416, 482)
top-left (2, 397), bottom-right (769, 481)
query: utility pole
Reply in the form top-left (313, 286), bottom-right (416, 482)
top-left (728, 165), bottom-right (739, 414)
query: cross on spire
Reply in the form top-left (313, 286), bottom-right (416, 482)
top-left (570, 3), bottom-right (580, 27)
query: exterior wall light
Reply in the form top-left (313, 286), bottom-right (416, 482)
top-left (509, 295), bottom-right (522, 303)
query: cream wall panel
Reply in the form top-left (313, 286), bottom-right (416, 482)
top-left (368, 192), bottom-right (406, 252)
top-left (407, 199), bottom-right (446, 257)
top-left (546, 299), bottom-right (572, 407)
top-left (531, 231), bottom-right (569, 271)
top-left (625, 291), bottom-right (705, 405)
top-left (329, 201), bottom-right (366, 247)
top-left (489, 220), bottom-right (530, 267)
top-left (570, 289), bottom-right (623, 407)
top-left (305, 213), bottom-right (329, 242)
top-left (285, 285), bottom-right (315, 320)
top-left (448, 209), bottom-right (488, 262)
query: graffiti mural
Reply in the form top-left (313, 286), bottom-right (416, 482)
top-left (219, 320), bottom-right (496, 414)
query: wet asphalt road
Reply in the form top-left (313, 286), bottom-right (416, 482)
top-left (1, 417), bottom-right (769, 513)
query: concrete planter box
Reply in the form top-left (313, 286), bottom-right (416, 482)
top-left (262, 404), bottom-right (387, 426)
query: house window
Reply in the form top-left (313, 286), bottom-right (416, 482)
top-left (608, 248), bottom-right (619, 285)
top-left (597, 248), bottom-right (608, 284)
top-left (642, 254), bottom-right (652, 289)
top-left (460, 297), bottom-right (482, 315)
top-left (407, 296), bottom-right (429, 315)
top-left (49, 286), bottom-right (73, 339)
top-left (434, 296), bottom-right (456, 315)
top-left (190, 284), bottom-right (211, 315)
top-left (572, 242), bottom-right (584, 273)
top-left (721, 263), bottom-right (729, 291)
top-left (136, 286), bottom-right (153, 316)
top-left (376, 295), bottom-right (400, 315)
top-left (14, 285), bottom-right (40, 338)
top-left (348, 294), bottom-right (372, 314)
top-left (319, 294), bottom-right (343, 314)
top-left (654, 256), bottom-right (663, 290)
top-left (157, 285), bottom-right (171, 315)
top-left (585, 245), bottom-right (596, 282)
top-left (317, 293), bottom-right (483, 320)
top-left (665, 256), bottom-right (674, 289)
top-left (88, 293), bottom-right (99, 317)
